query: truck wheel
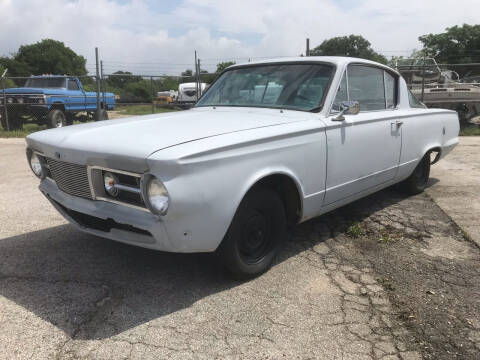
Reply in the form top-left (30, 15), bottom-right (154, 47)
top-left (219, 188), bottom-right (286, 279)
top-left (400, 153), bottom-right (431, 195)
top-left (47, 109), bottom-right (66, 128)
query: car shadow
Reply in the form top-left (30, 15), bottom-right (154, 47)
top-left (0, 187), bottom-right (415, 340)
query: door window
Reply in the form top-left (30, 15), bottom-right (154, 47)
top-left (348, 65), bottom-right (386, 111)
top-left (67, 79), bottom-right (79, 91)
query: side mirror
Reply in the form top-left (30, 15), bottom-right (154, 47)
top-left (332, 100), bottom-right (360, 121)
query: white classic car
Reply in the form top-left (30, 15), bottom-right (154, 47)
top-left (26, 57), bottom-right (459, 278)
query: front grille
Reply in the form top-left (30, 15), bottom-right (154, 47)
top-left (44, 157), bottom-right (92, 199)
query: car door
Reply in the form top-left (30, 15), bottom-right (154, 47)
top-left (66, 78), bottom-right (86, 111)
top-left (323, 64), bottom-right (401, 205)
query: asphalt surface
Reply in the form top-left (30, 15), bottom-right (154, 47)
top-left (0, 137), bottom-right (478, 359)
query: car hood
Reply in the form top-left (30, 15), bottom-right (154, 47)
top-left (3, 87), bottom-right (65, 95)
top-left (26, 107), bottom-right (309, 171)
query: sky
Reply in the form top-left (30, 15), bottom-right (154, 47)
top-left (0, 0), bottom-right (479, 75)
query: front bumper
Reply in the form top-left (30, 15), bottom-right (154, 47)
top-left (0, 104), bottom-right (49, 117)
top-left (40, 177), bottom-right (175, 252)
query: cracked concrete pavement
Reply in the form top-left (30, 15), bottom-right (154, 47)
top-left (0, 137), bottom-right (478, 359)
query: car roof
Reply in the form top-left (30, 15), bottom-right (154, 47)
top-left (228, 56), bottom-right (396, 73)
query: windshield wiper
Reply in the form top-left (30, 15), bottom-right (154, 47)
top-left (309, 105), bottom-right (323, 112)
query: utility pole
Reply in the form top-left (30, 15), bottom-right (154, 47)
top-left (95, 47), bottom-right (101, 121)
top-left (306, 38), bottom-right (310, 57)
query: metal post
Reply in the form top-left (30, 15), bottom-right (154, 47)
top-left (151, 77), bottom-right (155, 114)
top-left (421, 55), bottom-right (426, 103)
top-left (1, 71), bottom-right (9, 131)
top-left (306, 38), bottom-right (310, 57)
top-left (197, 59), bottom-right (202, 97)
top-left (194, 51), bottom-right (199, 101)
top-left (100, 60), bottom-right (106, 109)
top-left (95, 47), bottom-right (101, 121)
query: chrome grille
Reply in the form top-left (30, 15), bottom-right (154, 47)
top-left (45, 158), bottom-right (92, 199)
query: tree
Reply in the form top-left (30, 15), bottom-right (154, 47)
top-left (310, 35), bottom-right (387, 64)
top-left (216, 61), bottom-right (235, 73)
top-left (106, 71), bottom-right (142, 89)
top-left (0, 39), bottom-right (87, 77)
top-left (419, 24), bottom-right (480, 76)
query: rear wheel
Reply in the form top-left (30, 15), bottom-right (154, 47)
top-left (219, 188), bottom-right (286, 279)
top-left (400, 152), bottom-right (431, 195)
top-left (47, 109), bottom-right (66, 128)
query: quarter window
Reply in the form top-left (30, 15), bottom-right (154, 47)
top-left (332, 72), bottom-right (348, 112)
top-left (384, 72), bottom-right (396, 109)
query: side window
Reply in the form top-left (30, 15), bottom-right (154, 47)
top-left (408, 90), bottom-right (425, 108)
top-left (384, 72), bottom-right (396, 109)
top-left (67, 79), bottom-right (79, 91)
top-left (348, 65), bottom-right (386, 111)
top-left (332, 72), bottom-right (348, 112)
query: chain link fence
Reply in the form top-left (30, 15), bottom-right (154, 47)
top-left (395, 60), bottom-right (480, 124)
top-left (1, 58), bottom-right (480, 133)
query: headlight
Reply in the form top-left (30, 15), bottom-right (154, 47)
top-left (142, 175), bottom-right (169, 216)
top-left (7, 97), bottom-right (13, 104)
top-left (28, 151), bottom-right (43, 178)
top-left (103, 172), bottom-right (119, 197)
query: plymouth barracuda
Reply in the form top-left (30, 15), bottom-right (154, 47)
top-left (25, 57), bottom-right (459, 278)
top-left (1, 75), bottom-right (114, 130)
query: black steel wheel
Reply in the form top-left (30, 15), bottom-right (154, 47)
top-left (400, 152), bottom-right (431, 195)
top-left (219, 188), bottom-right (286, 279)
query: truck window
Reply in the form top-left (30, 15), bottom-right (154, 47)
top-left (68, 79), bottom-right (80, 91)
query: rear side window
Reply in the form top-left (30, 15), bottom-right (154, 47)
top-left (408, 90), bottom-right (426, 108)
top-left (384, 72), bottom-right (396, 109)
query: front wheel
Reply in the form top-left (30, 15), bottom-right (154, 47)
top-left (400, 152), bottom-right (431, 195)
top-left (219, 188), bottom-right (286, 279)
top-left (46, 109), bottom-right (66, 128)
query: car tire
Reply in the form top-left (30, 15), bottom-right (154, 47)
top-left (400, 152), bottom-right (431, 195)
top-left (219, 188), bottom-right (286, 279)
top-left (47, 109), bottom-right (66, 128)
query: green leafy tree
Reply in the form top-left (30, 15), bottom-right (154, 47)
top-left (420, 24), bottom-right (480, 63)
top-left (216, 61), bottom-right (235, 73)
top-left (419, 24), bottom-right (480, 76)
top-left (14, 39), bottom-right (87, 75)
top-left (311, 35), bottom-right (387, 64)
top-left (106, 71), bottom-right (142, 89)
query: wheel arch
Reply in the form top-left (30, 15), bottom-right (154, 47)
top-left (49, 102), bottom-right (66, 113)
top-left (238, 170), bottom-right (305, 227)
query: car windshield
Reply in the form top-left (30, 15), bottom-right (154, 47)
top-left (24, 77), bottom-right (66, 88)
top-left (196, 63), bottom-right (334, 111)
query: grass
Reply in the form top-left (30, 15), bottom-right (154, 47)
top-left (460, 125), bottom-right (480, 136)
top-left (346, 222), bottom-right (364, 238)
top-left (115, 104), bottom-right (178, 116)
top-left (0, 123), bottom-right (46, 138)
